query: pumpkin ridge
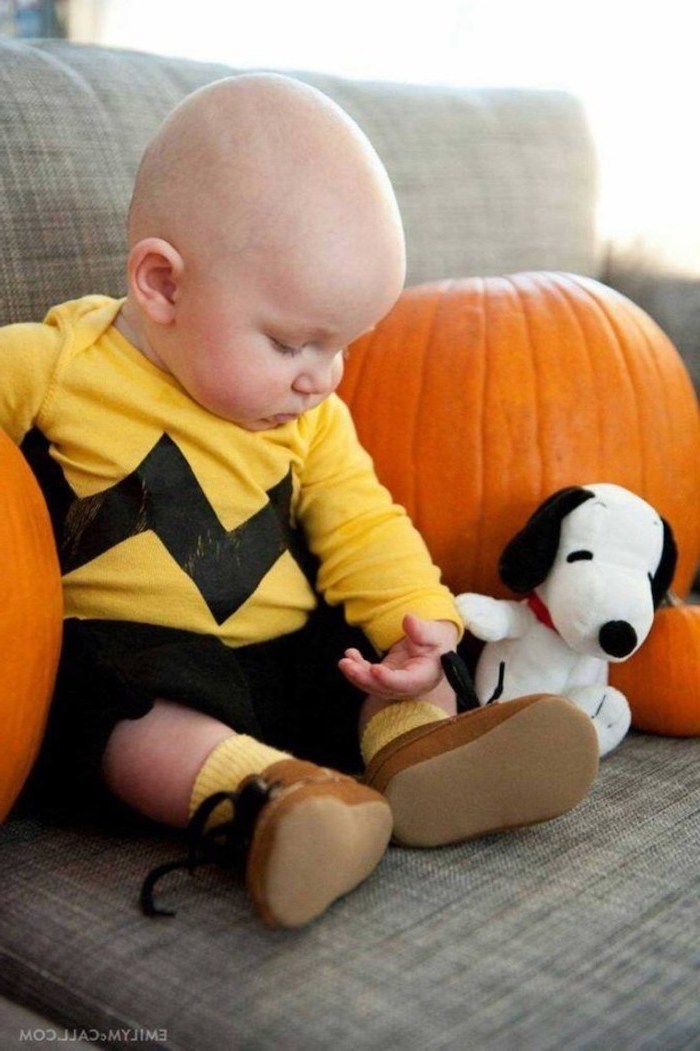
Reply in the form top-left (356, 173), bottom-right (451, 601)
top-left (589, 279), bottom-right (649, 494)
top-left (412, 286), bottom-right (443, 523)
top-left (563, 274), bottom-right (635, 488)
top-left (469, 276), bottom-right (487, 592)
top-left (590, 280), bottom-right (700, 591)
top-left (509, 274), bottom-right (545, 498)
top-left (475, 277), bottom-right (488, 590)
top-left (558, 275), bottom-right (606, 483)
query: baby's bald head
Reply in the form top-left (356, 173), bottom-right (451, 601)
top-left (128, 73), bottom-right (405, 283)
top-left (119, 75), bottom-right (406, 427)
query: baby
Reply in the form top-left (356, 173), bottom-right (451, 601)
top-left (0, 74), bottom-right (598, 927)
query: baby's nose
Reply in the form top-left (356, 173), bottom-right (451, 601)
top-left (294, 360), bottom-right (337, 395)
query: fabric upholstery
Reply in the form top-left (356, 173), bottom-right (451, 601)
top-left (0, 995), bottom-right (91, 1047)
top-left (0, 39), bottom-right (599, 332)
top-left (2, 735), bottom-right (698, 1049)
top-left (286, 73), bottom-right (602, 286)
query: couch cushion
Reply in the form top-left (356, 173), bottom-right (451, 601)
top-left (0, 40), bottom-right (235, 328)
top-left (0, 40), bottom-right (600, 330)
top-left (0, 994), bottom-right (91, 1048)
top-left (283, 72), bottom-right (601, 286)
top-left (1, 733), bottom-right (698, 1049)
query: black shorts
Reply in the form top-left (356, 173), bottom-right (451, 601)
top-left (30, 602), bottom-right (376, 808)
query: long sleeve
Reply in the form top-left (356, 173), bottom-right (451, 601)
top-left (297, 396), bottom-right (462, 651)
top-left (0, 319), bottom-right (62, 445)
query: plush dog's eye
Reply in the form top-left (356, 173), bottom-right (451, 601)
top-left (567, 550), bottom-right (593, 562)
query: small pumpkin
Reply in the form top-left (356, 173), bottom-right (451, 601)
top-left (610, 601), bottom-right (700, 736)
top-left (0, 428), bottom-right (63, 820)
top-left (340, 272), bottom-right (700, 600)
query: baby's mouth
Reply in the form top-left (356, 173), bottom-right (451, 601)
top-left (259, 413), bottom-right (299, 428)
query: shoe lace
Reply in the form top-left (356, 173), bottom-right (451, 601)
top-left (140, 776), bottom-right (274, 918)
top-left (440, 651), bottom-right (481, 711)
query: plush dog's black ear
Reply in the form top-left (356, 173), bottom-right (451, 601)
top-left (499, 486), bottom-right (595, 593)
top-left (650, 518), bottom-right (678, 607)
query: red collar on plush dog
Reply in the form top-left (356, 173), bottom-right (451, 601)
top-left (527, 593), bottom-right (557, 631)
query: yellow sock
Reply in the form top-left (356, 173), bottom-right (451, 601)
top-left (360, 700), bottom-right (448, 767)
top-left (189, 734), bottom-right (290, 821)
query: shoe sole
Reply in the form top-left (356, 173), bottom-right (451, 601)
top-left (248, 789), bottom-right (392, 927)
top-left (372, 696), bottom-right (599, 847)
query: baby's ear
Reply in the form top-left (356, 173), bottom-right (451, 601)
top-left (127, 237), bottom-right (184, 324)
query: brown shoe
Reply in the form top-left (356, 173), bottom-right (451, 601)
top-left (141, 758), bottom-right (392, 928)
top-left (245, 759), bottom-right (393, 927)
top-left (364, 695), bottom-right (599, 847)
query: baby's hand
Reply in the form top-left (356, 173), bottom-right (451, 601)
top-left (338, 614), bottom-right (459, 700)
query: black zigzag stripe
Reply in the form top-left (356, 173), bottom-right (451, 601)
top-left (59, 433), bottom-right (298, 624)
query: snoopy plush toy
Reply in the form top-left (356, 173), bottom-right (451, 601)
top-left (456, 484), bottom-right (677, 756)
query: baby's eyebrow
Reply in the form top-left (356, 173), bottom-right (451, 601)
top-left (302, 331), bottom-right (347, 349)
top-left (281, 327), bottom-right (335, 343)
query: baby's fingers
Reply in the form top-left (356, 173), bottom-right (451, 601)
top-left (338, 654), bottom-right (379, 692)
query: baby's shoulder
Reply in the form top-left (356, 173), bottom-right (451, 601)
top-left (0, 295), bottom-right (119, 361)
top-left (0, 317), bottom-right (64, 382)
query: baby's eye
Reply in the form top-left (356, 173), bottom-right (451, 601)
top-left (271, 338), bottom-right (302, 357)
top-left (567, 550), bottom-right (593, 562)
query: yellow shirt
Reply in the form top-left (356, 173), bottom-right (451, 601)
top-left (0, 296), bottom-right (461, 652)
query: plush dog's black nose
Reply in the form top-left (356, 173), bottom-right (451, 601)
top-left (599, 620), bottom-right (638, 658)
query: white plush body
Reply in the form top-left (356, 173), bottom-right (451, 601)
top-left (459, 596), bottom-right (626, 755)
top-left (456, 484), bottom-right (669, 757)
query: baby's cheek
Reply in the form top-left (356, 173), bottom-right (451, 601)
top-left (330, 355), bottom-right (345, 389)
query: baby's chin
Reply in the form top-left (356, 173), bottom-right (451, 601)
top-left (243, 413), bottom-right (300, 431)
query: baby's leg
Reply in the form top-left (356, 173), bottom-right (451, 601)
top-left (102, 699), bottom-right (258, 826)
top-left (358, 673), bottom-right (457, 740)
top-left (102, 699), bottom-right (392, 927)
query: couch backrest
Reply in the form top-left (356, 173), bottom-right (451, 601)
top-left (0, 39), bottom-right (600, 327)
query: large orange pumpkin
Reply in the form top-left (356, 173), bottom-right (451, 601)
top-left (610, 602), bottom-right (700, 736)
top-left (0, 429), bottom-right (63, 820)
top-left (340, 272), bottom-right (700, 600)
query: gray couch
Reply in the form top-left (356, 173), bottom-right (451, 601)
top-left (1, 39), bottom-right (698, 1051)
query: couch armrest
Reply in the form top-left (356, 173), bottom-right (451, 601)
top-left (604, 238), bottom-right (700, 395)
